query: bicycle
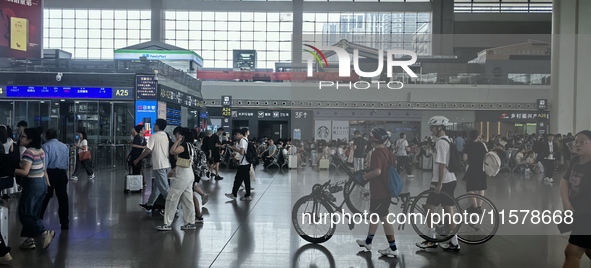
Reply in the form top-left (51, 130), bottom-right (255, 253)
top-left (292, 155), bottom-right (500, 245)
top-left (292, 155), bottom-right (461, 244)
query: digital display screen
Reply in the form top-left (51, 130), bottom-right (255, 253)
top-left (166, 106), bottom-right (181, 126)
top-left (159, 87), bottom-right (203, 108)
top-left (136, 75), bottom-right (158, 99)
top-left (3, 86), bottom-right (133, 99)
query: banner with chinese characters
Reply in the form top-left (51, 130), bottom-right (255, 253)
top-left (314, 120), bottom-right (332, 141)
top-left (331, 121), bottom-right (350, 141)
top-left (476, 111), bottom-right (550, 122)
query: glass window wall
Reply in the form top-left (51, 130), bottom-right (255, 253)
top-left (44, 9), bottom-right (151, 59)
top-left (303, 12), bottom-right (432, 56)
top-left (164, 11), bottom-right (294, 69)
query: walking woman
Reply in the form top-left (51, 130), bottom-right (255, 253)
top-left (561, 130), bottom-right (591, 268)
top-left (71, 130), bottom-right (94, 180)
top-left (156, 127), bottom-right (198, 231)
top-left (463, 129), bottom-right (488, 213)
top-left (14, 128), bottom-right (55, 250)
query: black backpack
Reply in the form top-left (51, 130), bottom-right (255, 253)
top-left (243, 139), bottom-right (259, 165)
top-left (441, 138), bottom-right (463, 173)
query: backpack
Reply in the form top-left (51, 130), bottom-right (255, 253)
top-left (483, 142), bottom-right (501, 177)
top-left (440, 138), bottom-right (463, 173)
top-left (242, 139), bottom-right (259, 165)
top-left (192, 144), bottom-right (208, 178)
top-left (377, 149), bottom-right (404, 198)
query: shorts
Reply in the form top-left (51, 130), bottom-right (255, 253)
top-left (569, 213), bottom-right (591, 248)
top-left (369, 198), bottom-right (391, 217)
top-left (426, 181), bottom-right (457, 207)
top-left (212, 154), bottom-right (221, 164)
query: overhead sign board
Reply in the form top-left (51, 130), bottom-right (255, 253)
top-left (114, 49), bottom-right (204, 67)
top-left (3, 85), bottom-right (133, 100)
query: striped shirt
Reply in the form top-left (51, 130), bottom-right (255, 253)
top-left (22, 148), bottom-right (46, 178)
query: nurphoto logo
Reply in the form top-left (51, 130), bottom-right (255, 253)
top-left (303, 44), bottom-right (418, 90)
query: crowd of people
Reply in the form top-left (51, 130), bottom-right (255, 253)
top-left (0, 115), bottom-right (588, 267)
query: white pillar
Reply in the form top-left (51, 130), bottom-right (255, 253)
top-left (551, 0), bottom-right (591, 134)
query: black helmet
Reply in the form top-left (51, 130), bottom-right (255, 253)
top-left (370, 128), bottom-right (389, 144)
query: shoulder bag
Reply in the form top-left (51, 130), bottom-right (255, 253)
top-left (176, 143), bottom-right (193, 168)
top-left (79, 141), bottom-right (91, 162)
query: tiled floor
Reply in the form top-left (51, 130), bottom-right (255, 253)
top-left (1, 165), bottom-right (589, 267)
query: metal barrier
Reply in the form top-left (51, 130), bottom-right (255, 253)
top-left (69, 144), bottom-right (130, 172)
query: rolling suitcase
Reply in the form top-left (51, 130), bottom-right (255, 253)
top-left (288, 155), bottom-right (298, 169)
top-left (124, 167), bottom-right (143, 193)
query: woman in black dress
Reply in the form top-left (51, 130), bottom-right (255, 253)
top-left (463, 130), bottom-right (488, 212)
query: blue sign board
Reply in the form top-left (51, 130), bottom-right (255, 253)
top-left (200, 111), bottom-right (208, 119)
top-left (4, 86), bottom-right (133, 100)
top-left (135, 100), bottom-right (158, 136)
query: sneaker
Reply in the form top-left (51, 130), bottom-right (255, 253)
top-left (206, 172), bottom-right (211, 178)
top-left (356, 239), bottom-right (372, 251)
top-left (0, 253), bottom-right (12, 264)
top-left (195, 216), bottom-right (204, 223)
top-left (159, 210), bottom-right (165, 217)
top-left (240, 196), bottom-right (253, 201)
top-left (225, 193), bottom-right (236, 200)
top-left (156, 225), bottom-right (172, 231)
top-left (407, 174), bottom-right (415, 178)
top-left (20, 238), bottom-right (35, 249)
top-left (138, 203), bottom-right (152, 213)
top-left (215, 176), bottom-right (223, 180)
top-left (416, 240), bottom-right (438, 249)
top-left (180, 224), bottom-right (197, 230)
top-left (70, 176), bottom-right (78, 180)
top-left (202, 194), bottom-right (209, 205)
top-left (548, 178), bottom-right (554, 183)
top-left (378, 248), bottom-right (399, 258)
top-left (440, 242), bottom-right (460, 251)
top-left (89, 174), bottom-right (95, 180)
top-left (40, 230), bottom-right (55, 249)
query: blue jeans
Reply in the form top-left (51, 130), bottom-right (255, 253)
top-left (19, 177), bottom-right (48, 238)
top-left (147, 168), bottom-right (170, 206)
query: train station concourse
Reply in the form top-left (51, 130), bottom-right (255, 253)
top-left (0, 0), bottom-right (591, 267)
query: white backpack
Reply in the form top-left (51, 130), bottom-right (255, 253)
top-left (482, 142), bottom-right (501, 176)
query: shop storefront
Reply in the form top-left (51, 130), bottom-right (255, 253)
top-left (313, 109), bottom-right (423, 141)
top-left (475, 110), bottom-right (550, 137)
top-left (208, 107), bottom-right (301, 140)
top-left (135, 75), bottom-right (205, 136)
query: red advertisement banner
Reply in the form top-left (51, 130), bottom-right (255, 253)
top-left (0, 0), bottom-right (43, 59)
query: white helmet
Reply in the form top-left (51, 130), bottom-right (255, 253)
top-left (428, 116), bottom-right (453, 126)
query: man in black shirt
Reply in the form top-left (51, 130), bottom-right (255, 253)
top-left (209, 128), bottom-right (226, 180)
top-left (202, 130), bottom-right (212, 177)
top-left (352, 130), bottom-right (366, 171)
top-left (129, 125), bottom-right (146, 176)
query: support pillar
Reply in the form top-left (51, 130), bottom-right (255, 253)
top-left (291, 0), bottom-right (303, 64)
top-left (551, 0), bottom-right (591, 134)
top-left (431, 0), bottom-right (454, 55)
top-left (151, 0), bottom-right (164, 42)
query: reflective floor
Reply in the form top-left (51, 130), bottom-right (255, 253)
top-left (2, 165), bottom-right (590, 267)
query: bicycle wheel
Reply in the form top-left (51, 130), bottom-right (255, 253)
top-left (455, 193), bottom-right (499, 245)
top-left (292, 244), bottom-right (336, 268)
top-left (409, 189), bottom-right (462, 243)
top-left (343, 178), bottom-right (371, 215)
top-left (292, 196), bottom-right (336, 244)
